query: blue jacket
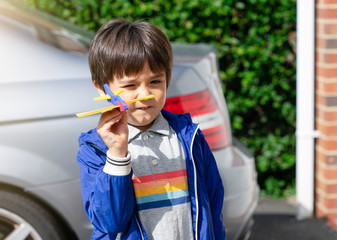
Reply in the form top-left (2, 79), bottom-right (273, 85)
top-left (77, 110), bottom-right (226, 240)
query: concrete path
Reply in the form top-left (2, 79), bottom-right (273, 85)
top-left (248, 196), bottom-right (337, 240)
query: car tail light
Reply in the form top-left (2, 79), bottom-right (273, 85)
top-left (164, 90), bottom-right (230, 150)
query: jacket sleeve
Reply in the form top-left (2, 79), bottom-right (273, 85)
top-left (77, 143), bottom-right (135, 234)
top-left (196, 130), bottom-right (227, 240)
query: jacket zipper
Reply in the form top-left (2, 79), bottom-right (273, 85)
top-left (190, 126), bottom-right (200, 240)
top-left (135, 214), bottom-right (144, 240)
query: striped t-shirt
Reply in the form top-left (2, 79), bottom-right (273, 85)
top-left (133, 169), bottom-right (190, 211)
top-left (128, 113), bottom-right (194, 240)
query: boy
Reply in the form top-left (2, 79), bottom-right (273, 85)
top-left (77, 19), bottom-right (226, 240)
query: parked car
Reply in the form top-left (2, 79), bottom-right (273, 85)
top-left (0, 1), bottom-right (259, 239)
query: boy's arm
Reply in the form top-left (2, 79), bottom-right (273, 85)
top-left (77, 109), bottom-right (134, 234)
top-left (77, 143), bottom-right (135, 234)
top-left (196, 130), bottom-right (227, 240)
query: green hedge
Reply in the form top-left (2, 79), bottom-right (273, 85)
top-left (22, 0), bottom-right (297, 198)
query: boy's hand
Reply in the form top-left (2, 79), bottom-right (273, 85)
top-left (97, 110), bottom-right (129, 158)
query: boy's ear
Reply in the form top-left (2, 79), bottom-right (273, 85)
top-left (93, 81), bottom-right (106, 96)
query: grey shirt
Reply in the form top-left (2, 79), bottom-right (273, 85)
top-left (128, 113), bottom-right (194, 240)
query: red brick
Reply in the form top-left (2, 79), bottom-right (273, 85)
top-left (315, 149), bottom-right (326, 163)
top-left (321, 0), bottom-right (337, 4)
top-left (316, 189), bottom-right (322, 203)
top-left (315, 149), bottom-right (330, 165)
top-left (316, 92), bottom-right (327, 105)
top-left (316, 107), bottom-right (337, 121)
top-left (316, 121), bottom-right (337, 136)
top-left (327, 155), bottom-right (337, 165)
top-left (316, 107), bottom-right (323, 119)
top-left (326, 184), bottom-right (337, 194)
top-left (316, 66), bottom-right (337, 78)
top-left (317, 37), bottom-right (327, 48)
top-left (316, 178), bottom-right (337, 194)
top-left (316, 205), bottom-right (326, 218)
top-left (324, 24), bottom-right (337, 35)
top-left (316, 148), bottom-right (337, 165)
top-left (315, 80), bottom-right (322, 92)
top-left (325, 111), bottom-right (337, 121)
top-left (316, 206), bottom-right (337, 219)
top-left (323, 81), bottom-right (337, 93)
top-left (317, 22), bottom-right (324, 35)
top-left (317, 51), bottom-right (322, 63)
top-left (316, 161), bottom-right (325, 176)
top-left (317, 163), bottom-right (337, 180)
top-left (324, 53), bottom-right (337, 64)
top-left (316, 178), bottom-right (325, 191)
top-left (317, 9), bottom-right (337, 19)
top-left (323, 197), bottom-right (337, 208)
top-left (316, 78), bottom-right (321, 90)
top-left (318, 138), bottom-right (337, 151)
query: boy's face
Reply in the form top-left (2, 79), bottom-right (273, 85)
top-left (96, 61), bottom-right (167, 132)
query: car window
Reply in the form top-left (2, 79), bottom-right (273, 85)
top-left (0, 1), bottom-right (93, 55)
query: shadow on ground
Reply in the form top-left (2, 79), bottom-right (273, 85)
top-left (248, 197), bottom-right (337, 240)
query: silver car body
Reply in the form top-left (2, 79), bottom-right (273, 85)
top-left (0, 1), bottom-right (259, 239)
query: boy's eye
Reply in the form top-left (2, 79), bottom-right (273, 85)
top-left (151, 80), bottom-right (161, 84)
top-left (123, 84), bottom-right (136, 88)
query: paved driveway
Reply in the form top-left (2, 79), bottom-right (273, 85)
top-left (248, 197), bottom-right (337, 240)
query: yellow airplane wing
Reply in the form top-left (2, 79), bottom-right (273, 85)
top-left (76, 105), bottom-right (120, 117)
top-left (93, 95), bottom-right (111, 101)
top-left (94, 90), bottom-right (124, 101)
top-left (76, 95), bottom-right (155, 117)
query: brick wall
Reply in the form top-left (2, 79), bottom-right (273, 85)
top-left (315, 0), bottom-right (337, 229)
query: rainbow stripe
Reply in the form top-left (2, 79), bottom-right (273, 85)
top-left (132, 169), bottom-right (190, 211)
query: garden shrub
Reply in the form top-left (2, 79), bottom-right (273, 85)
top-left (21, 0), bottom-right (297, 198)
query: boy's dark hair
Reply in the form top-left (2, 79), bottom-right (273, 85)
top-left (89, 19), bottom-right (173, 90)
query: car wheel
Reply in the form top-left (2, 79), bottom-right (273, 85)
top-left (0, 188), bottom-right (68, 240)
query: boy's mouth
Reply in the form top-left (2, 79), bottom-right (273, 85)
top-left (136, 106), bottom-right (152, 110)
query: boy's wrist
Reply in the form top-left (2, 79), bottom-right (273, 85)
top-left (104, 151), bottom-right (131, 176)
top-left (107, 148), bottom-right (128, 159)
top-left (106, 150), bottom-right (131, 161)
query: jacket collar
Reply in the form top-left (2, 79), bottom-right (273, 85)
top-left (161, 109), bottom-right (198, 139)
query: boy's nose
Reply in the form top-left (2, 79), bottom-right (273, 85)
top-left (137, 86), bottom-right (151, 97)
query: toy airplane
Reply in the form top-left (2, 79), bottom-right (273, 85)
top-left (76, 84), bottom-right (155, 117)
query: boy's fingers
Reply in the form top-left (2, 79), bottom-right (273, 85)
top-left (97, 110), bottom-right (128, 134)
top-left (119, 111), bottom-right (128, 124)
top-left (99, 109), bottom-right (121, 125)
